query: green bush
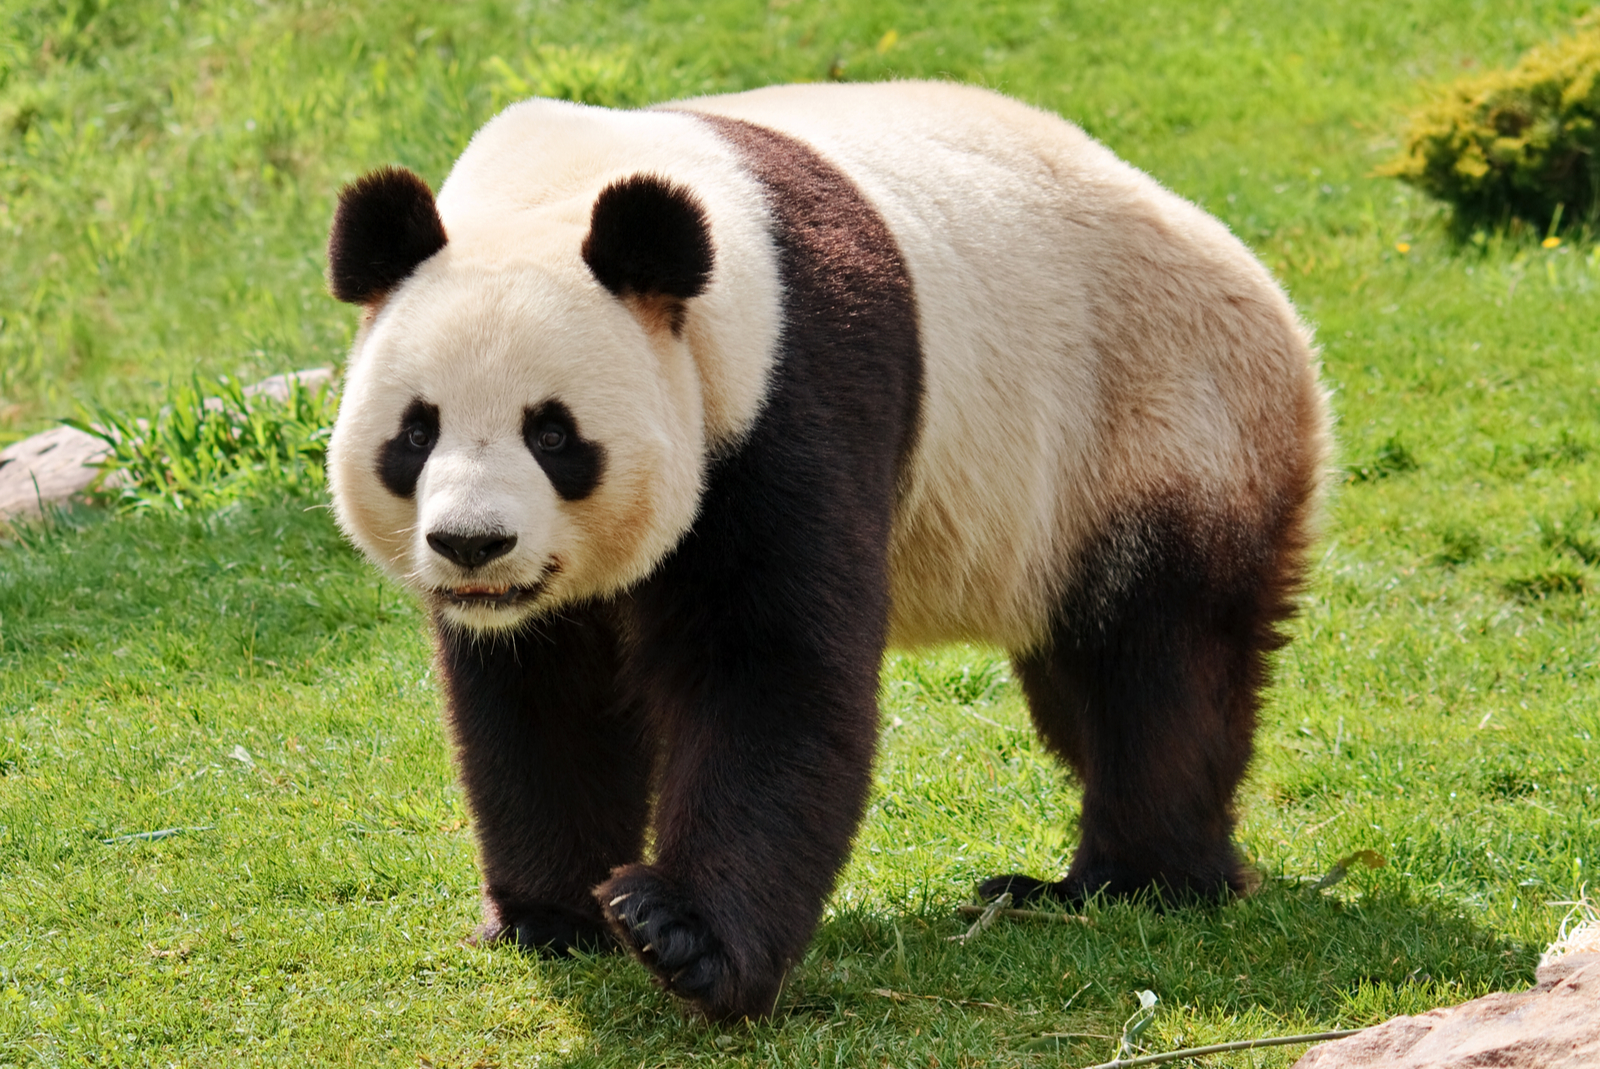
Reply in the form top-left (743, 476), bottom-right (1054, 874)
top-left (1382, 14), bottom-right (1600, 231)
top-left (69, 374), bottom-right (335, 513)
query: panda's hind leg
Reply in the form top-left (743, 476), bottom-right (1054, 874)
top-left (981, 499), bottom-right (1308, 907)
top-left (438, 602), bottom-right (653, 956)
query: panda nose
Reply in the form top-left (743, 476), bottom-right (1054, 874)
top-left (426, 530), bottom-right (518, 569)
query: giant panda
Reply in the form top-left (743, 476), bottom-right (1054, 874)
top-left (325, 80), bottom-right (1329, 1021)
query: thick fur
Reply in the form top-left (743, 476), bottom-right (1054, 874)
top-left (326, 81), bottom-right (1330, 1021)
top-left (440, 601), bottom-right (648, 955)
top-left (980, 482), bottom-right (1320, 907)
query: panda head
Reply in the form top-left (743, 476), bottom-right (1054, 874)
top-left (326, 166), bottom-right (714, 634)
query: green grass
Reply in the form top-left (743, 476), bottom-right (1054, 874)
top-left (4, 505), bottom-right (1578, 1068)
top-left (3, 0), bottom-right (1600, 1066)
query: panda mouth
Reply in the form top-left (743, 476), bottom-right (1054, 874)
top-left (437, 582), bottom-right (544, 609)
top-left (434, 562), bottom-right (558, 611)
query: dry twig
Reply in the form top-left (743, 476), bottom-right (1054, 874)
top-left (1076, 1027), bottom-right (1368, 1069)
top-left (955, 903), bottom-right (1090, 925)
top-left (869, 988), bottom-right (1007, 1011)
top-left (1307, 849), bottom-right (1386, 891)
top-left (101, 826), bottom-right (214, 845)
top-left (948, 892), bottom-right (1011, 942)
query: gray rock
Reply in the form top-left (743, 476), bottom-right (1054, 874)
top-left (243, 366), bottom-right (334, 403)
top-left (0, 424), bottom-right (111, 520)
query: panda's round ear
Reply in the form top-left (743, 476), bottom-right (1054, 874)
top-left (327, 166), bottom-right (448, 305)
top-left (581, 175), bottom-right (713, 332)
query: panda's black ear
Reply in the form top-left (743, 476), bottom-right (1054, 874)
top-left (581, 175), bottom-right (713, 332)
top-left (327, 166), bottom-right (448, 305)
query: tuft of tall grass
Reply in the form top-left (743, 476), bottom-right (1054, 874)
top-left (68, 373), bottom-right (335, 512)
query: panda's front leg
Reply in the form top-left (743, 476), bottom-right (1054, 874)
top-left (596, 656), bottom-right (879, 1020)
top-left (596, 563), bottom-right (885, 1020)
top-left (437, 601), bottom-right (653, 956)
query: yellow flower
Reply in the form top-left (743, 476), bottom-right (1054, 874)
top-left (1543, 236), bottom-right (1562, 248)
top-left (1395, 242), bottom-right (1412, 253)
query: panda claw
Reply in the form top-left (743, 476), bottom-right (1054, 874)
top-left (595, 865), bottom-right (780, 1020)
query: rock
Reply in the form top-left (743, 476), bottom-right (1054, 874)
top-left (1293, 930), bottom-right (1600, 1068)
top-left (0, 424), bottom-right (111, 520)
top-left (1533, 951), bottom-right (1600, 988)
top-left (198, 367), bottom-right (336, 413)
top-left (243, 366), bottom-right (334, 403)
top-left (0, 367), bottom-right (334, 522)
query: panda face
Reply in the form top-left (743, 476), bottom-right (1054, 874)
top-left (329, 255), bottom-right (707, 634)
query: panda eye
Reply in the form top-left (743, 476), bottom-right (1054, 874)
top-left (523, 401), bottom-right (603, 500)
top-left (378, 399), bottom-right (439, 499)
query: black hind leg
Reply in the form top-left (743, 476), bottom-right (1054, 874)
top-left (982, 502), bottom-right (1306, 906)
top-left (437, 602), bottom-right (652, 955)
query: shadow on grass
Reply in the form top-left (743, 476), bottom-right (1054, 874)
top-left (524, 880), bottom-right (1535, 1066)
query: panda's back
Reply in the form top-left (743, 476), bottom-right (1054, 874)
top-left (678, 82), bottom-right (1327, 652)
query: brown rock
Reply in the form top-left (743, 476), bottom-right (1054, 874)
top-left (1292, 955), bottom-right (1600, 1069)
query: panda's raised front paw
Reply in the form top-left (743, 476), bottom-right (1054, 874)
top-left (473, 903), bottom-right (616, 957)
top-left (596, 865), bottom-right (780, 1021)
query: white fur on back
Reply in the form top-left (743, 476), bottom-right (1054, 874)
top-left (678, 82), bottom-right (1328, 650)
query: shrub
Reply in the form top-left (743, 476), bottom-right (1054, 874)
top-left (1380, 15), bottom-right (1600, 232)
top-left (69, 374), bottom-right (335, 513)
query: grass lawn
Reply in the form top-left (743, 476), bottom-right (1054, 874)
top-left (3, 0), bottom-right (1599, 1065)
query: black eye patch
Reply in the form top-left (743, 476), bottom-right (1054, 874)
top-left (524, 400), bottom-right (605, 501)
top-left (377, 398), bottom-right (439, 499)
